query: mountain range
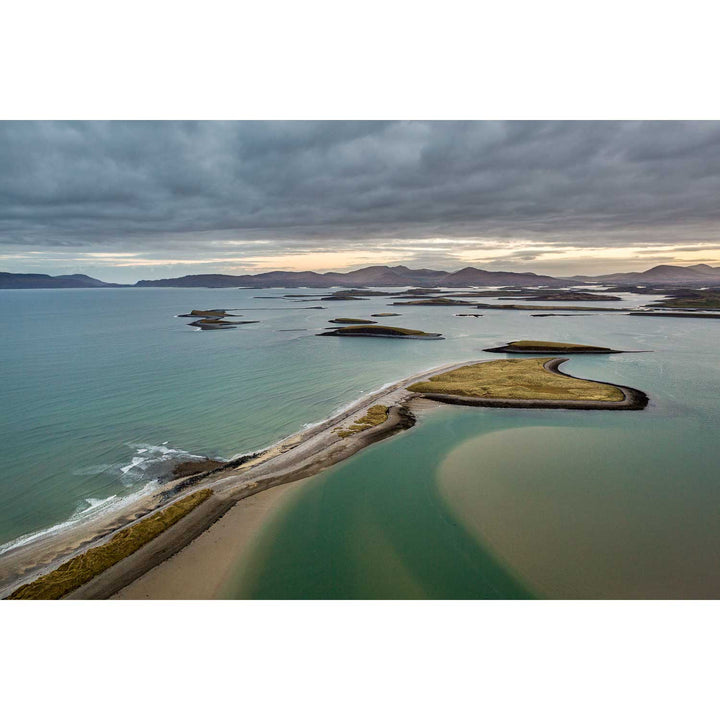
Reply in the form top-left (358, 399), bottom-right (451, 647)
top-left (133, 265), bottom-right (569, 289)
top-left (0, 272), bottom-right (127, 289)
top-left (3, 263), bottom-right (720, 289)
top-left (571, 263), bottom-right (720, 284)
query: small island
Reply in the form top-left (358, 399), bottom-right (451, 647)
top-left (499, 291), bottom-right (622, 302)
top-left (391, 297), bottom-right (473, 306)
top-left (474, 303), bottom-right (628, 312)
top-left (407, 358), bottom-right (647, 410)
top-left (188, 318), bottom-right (259, 329)
top-left (318, 324), bottom-right (444, 340)
top-left (179, 309), bottom-right (240, 318)
top-left (328, 318), bottom-right (377, 324)
top-left (319, 289), bottom-right (389, 301)
top-left (484, 340), bottom-right (622, 354)
top-left (371, 312), bottom-right (401, 317)
top-left (628, 311), bottom-right (720, 319)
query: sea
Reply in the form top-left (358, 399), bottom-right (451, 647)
top-left (2, 286), bottom-right (720, 597)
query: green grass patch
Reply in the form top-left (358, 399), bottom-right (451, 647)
top-left (7, 489), bottom-right (213, 600)
top-left (335, 405), bottom-right (389, 438)
top-left (408, 358), bottom-right (624, 402)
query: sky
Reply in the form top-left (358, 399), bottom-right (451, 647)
top-left (1, 120), bottom-right (720, 282)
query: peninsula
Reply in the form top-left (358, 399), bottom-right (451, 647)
top-left (1, 357), bottom-right (648, 600)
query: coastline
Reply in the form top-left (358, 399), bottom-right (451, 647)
top-left (0, 359), bottom-right (471, 598)
top-left (1, 356), bottom-right (645, 599)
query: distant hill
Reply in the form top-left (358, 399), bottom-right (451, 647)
top-left (5, 263), bottom-right (720, 290)
top-left (573, 264), bottom-right (720, 285)
top-left (134, 264), bottom-right (568, 288)
top-left (0, 272), bottom-right (127, 289)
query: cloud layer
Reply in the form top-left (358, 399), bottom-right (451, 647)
top-left (2, 121), bottom-right (720, 280)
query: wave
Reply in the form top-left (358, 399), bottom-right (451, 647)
top-left (0, 442), bottom-right (224, 557)
top-left (0, 481), bottom-right (160, 557)
top-left (118, 443), bottom-right (212, 486)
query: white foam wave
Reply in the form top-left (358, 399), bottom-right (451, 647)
top-left (118, 443), bottom-right (208, 486)
top-left (80, 496), bottom-right (118, 513)
top-left (0, 441), bottom-right (224, 557)
top-left (0, 481), bottom-right (160, 557)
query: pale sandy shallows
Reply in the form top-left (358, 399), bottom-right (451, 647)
top-left (115, 400), bottom-right (442, 599)
top-left (113, 480), bottom-right (307, 599)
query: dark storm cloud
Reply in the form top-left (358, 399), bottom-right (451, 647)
top-left (1, 120), bottom-right (720, 255)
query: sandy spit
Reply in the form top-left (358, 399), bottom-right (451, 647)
top-left (0, 359), bottom-right (472, 599)
top-left (2, 356), bottom-right (646, 599)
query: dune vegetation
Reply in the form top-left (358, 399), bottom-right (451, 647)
top-left (407, 358), bottom-right (624, 402)
top-left (335, 405), bottom-right (389, 438)
top-left (7, 489), bottom-right (213, 600)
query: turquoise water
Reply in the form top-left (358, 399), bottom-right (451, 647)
top-left (2, 286), bottom-right (720, 598)
top-left (0, 286), bottom-right (484, 549)
top-left (222, 400), bottom-right (720, 599)
top-left (217, 301), bottom-right (720, 598)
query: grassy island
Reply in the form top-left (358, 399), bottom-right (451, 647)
top-left (485, 340), bottom-right (621, 354)
top-left (188, 318), bottom-right (259, 329)
top-left (179, 309), bottom-right (237, 317)
top-left (371, 312), bottom-right (400, 317)
top-left (7, 489), bottom-right (213, 600)
top-left (391, 297), bottom-right (473, 306)
top-left (475, 303), bottom-right (628, 312)
top-left (408, 358), bottom-right (625, 403)
top-left (328, 318), bottom-right (376, 324)
top-left (335, 405), bottom-right (389, 438)
top-left (319, 324), bottom-right (443, 339)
